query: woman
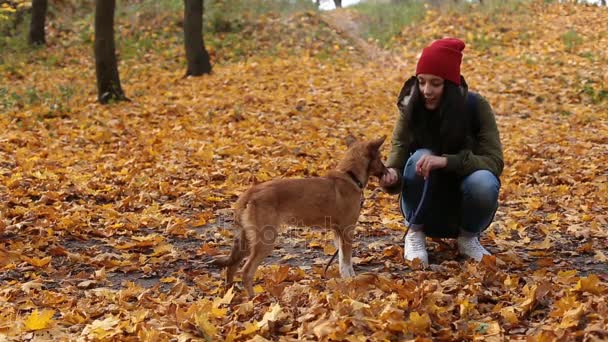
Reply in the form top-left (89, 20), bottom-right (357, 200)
top-left (380, 38), bottom-right (503, 265)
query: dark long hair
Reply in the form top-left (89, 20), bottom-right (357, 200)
top-left (407, 79), bottom-right (471, 155)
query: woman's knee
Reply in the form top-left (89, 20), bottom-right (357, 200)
top-left (406, 149), bottom-right (433, 165)
top-left (404, 149), bottom-right (433, 180)
top-left (461, 170), bottom-right (500, 208)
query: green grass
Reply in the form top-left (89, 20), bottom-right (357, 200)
top-left (349, 0), bottom-right (426, 47)
top-left (437, 0), bottom-right (528, 15)
top-left (0, 12), bottom-right (31, 61)
top-left (349, 0), bottom-right (532, 48)
top-left (471, 33), bottom-right (495, 52)
top-left (0, 81), bottom-right (78, 113)
top-left (0, 0), bottom-right (318, 59)
top-left (581, 82), bottom-right (608, 104)
top-left (561, 29), bottom-right (583, 52)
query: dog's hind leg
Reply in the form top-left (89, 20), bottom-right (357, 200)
top-left (241, 212), bottom-right (279, 297)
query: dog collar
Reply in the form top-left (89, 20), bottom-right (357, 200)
top-left (347, 171), bottom-right (364, 190)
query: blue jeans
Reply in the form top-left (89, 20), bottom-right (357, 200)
top-left (400, 149), bottom-right (500, 238)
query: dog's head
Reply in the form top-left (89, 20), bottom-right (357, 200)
top-left (345, 135), bottom-right (387, 180)
top-left (365, 136), bottom-right (388, 178)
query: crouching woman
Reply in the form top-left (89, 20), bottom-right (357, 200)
top-left (380, 38), bottom-right (504, 265)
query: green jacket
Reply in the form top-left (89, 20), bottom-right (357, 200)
top-left (384, 76), bottom-right (504, 194)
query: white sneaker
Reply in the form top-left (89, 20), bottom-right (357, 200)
top-left (457, 235), bottom-right (491, 261)
top-left (404, 229), bottom-right (428, 265)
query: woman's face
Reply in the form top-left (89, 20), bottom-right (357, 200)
top-left (417, 74), bottom-right (444, 111)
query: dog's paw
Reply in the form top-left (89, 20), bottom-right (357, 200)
top-left (340, 265), bottom-right (356, 278)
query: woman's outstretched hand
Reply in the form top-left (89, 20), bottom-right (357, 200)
top-left (380, 168), bottom-right (399, 187)
top-left (416, 155), bottom-right (447, 179)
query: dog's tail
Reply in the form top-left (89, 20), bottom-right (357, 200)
top-left (211, 229), bottom-right (248, 267)
top-left (210, 194), bottom-right (250, 268)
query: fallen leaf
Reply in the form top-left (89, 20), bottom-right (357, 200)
top-left (24, 309), bottom-right (55, 331)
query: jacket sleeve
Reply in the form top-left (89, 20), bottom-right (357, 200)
top-left (442, 95), bottom-right (504, 177)
top-left (383, 109), bottom-right (411, 194)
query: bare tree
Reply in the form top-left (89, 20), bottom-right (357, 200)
top-left (334, 0), bottom-right (342, 8)
top-left (28, 0), bottom-right (48, 45)
top-left (184, 0), bottom-right (212, 76)
top-left (94, 0), bottom-right (127, 104)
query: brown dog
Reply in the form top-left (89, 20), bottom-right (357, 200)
top-left (212, 136), bottom-right (387, 297)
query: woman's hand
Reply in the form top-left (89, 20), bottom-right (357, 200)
top-left (416, 155), bottom-right (447, 179)
top-left (380, 168), bottom-right (399, 187)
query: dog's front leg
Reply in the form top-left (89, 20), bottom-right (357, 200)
top-left (337, 229), bottom-right (356, 278)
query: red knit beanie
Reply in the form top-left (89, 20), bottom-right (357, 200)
top-left (415, 38), bottom-right (465, 85)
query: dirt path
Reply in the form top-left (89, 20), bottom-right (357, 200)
top-left (320, 9), bottom-right (401, 65)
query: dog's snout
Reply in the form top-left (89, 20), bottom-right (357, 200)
top-left (370, 157), bottom-right (387, 178)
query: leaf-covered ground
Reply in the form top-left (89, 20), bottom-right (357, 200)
top-left (1, 1), bottom-right (607, 340)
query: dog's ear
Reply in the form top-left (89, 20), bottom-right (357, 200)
top-left (345, 134), bottom-right (357, 148)
top-left (368, 135), bottom-right (386, 151)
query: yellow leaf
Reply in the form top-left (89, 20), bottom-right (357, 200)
top-left (323, 243), bottom-right (337, 256)
top-left (500, 307), bottom-right (519, 324)
top-left (63, 311), bottom-right (87, 325)
top-left (459, 299), bottom-right (474, 318)
top-left (518, 285), bottom-right (538, 314)
top-left (194, 312), bottom-right (217, 337)
top-left (24, 309), bottom-right (55, 331)
top-left (130, 310), bottom-right (148, 325)
top-left (225, 325), bottom-right (238, 342)
top-left (551, 295), bottom-right (579, 318)
top-left (258, 303), bottom-right (282, 330)
top-left (160, 277), bottom-right (177, 283)
top-left (308, 241), bottom-right (322, 248)
top-left (211, 307), bottom-right (227, 318)
top-left (559, 304), bottom-right (585, 329)
top-left (408, 311), bottom-right (430, 335)
top-left (348, 299), bottom-right (370, 311)
top-left (22, 256), bottom-right (52, 267)
top-left (557, 270), bottom-right (578, 279)
top-left (82, 315), bottom-right (121, 339)
top-left (214, 286), bottom-right (235, 307)
top-left (531, 236), bottom-right (552, 250)
top-left (575, 275), bottom-right (603, 295)
top-left (240, 321), bottom-right (258, 336)
top-left (503, 276), bottom-right (519, 289)
top-left (195, 148), bottom-right (214, 162)
top-left (206, 196), bottom-right (224, 202)
top-left (253, 285), bottom-right (264, 294)
top-left (151, 243), bottom-right (174, 257)
top-left (268, 265), bottom-right (290, 283)
top-left (237, 301), bottom-right (255, 316)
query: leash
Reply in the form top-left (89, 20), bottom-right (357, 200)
top-left (323, 250), bottom-right (338, 278)
top-left (401, 177), bottom-right (430, 240)
top-left (322, 175), bottom-right (430, 278)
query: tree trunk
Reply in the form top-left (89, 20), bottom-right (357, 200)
top-left (184, 0), bottom-right (212, 76)
top-left (28, 0), bottom-right (48, 45)
top-left (94, 0), bottom-right (127, 104)
top-left (334, 0), bottom-right (342, 8)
